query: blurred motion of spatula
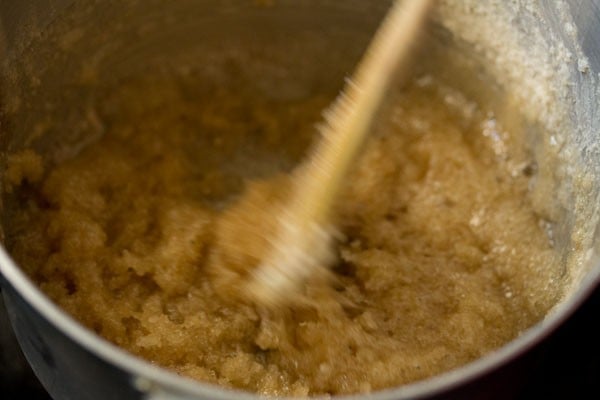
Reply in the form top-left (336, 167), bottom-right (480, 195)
top-left (247, 0), bottom-right (434, 307)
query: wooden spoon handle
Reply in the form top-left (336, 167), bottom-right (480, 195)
top-left (296, 0), bottom-right (434, 226)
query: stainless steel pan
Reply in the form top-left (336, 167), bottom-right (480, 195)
top-left (1, 1), bottom-right (599, 399)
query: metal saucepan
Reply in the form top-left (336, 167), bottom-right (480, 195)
top-left (1, 1), bottom-right (599, 399)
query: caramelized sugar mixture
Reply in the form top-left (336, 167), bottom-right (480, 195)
top-left (6, 74), bottom-right (560, 396)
